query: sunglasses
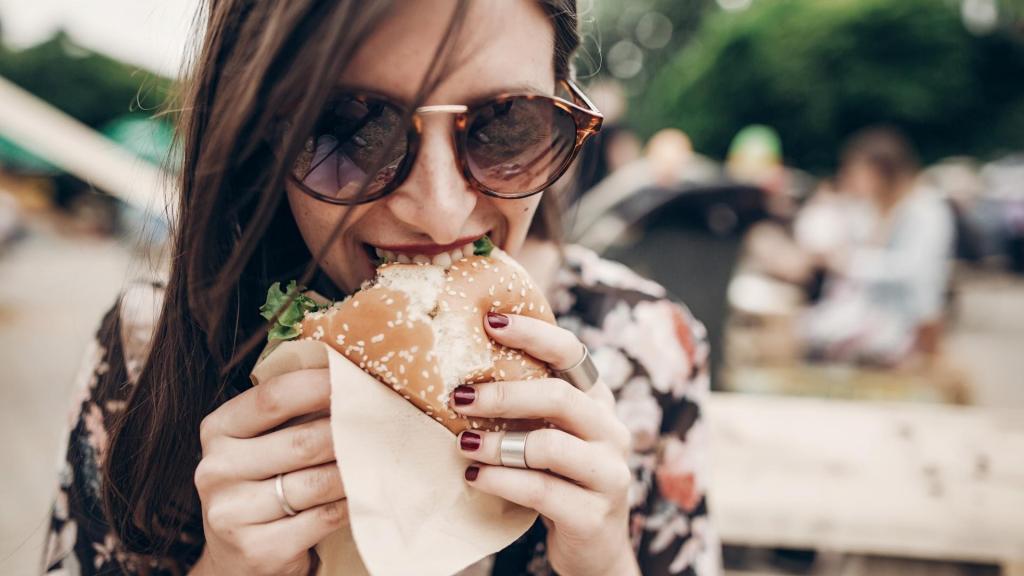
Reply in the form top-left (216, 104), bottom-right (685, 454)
top-left (289, 79), bottom-right (603, 205)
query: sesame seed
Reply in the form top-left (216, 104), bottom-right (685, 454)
top-left (492, 300), bottom-right (501, 307)
top-left (507, 283), bottom-right (513, 291)
top-left (343, 323), bottom-right (350, 331)
top-left (385, 298), bottom-right (394, 305)
top-left (371, 334), bottom-right (384, 343)
top-left (421, 370), bottom-right (429, 379)
top-left (353, 301), bottom-right (360, 308)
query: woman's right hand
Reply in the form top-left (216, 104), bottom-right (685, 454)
top-left (191, 369), bottom-right (347, 576)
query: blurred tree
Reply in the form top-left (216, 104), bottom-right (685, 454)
top-left (632, 0), bottom-right (1024, 172)
top-left (0, 30), bottom-right (174, 130)
top-left (582, 0), bottom-right (717, 91)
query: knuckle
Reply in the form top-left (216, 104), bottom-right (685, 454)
top-left (612, 423), bottom-right (632, 454)
top-left (555, 380), bottom-right (577, 409)
top-left (533, 430), bottom-right (561, 470)
top-left (306, 465), bottom-right (338, 500)
top-left (198, 414), bottom-right (219, 447)
top-left (490, 382), bottom-right (512, 416)
top-left (238, 535), bottom-right (270, 567)
top-left (193, 458), bottom-right (220, 494)
top-left (317, 501), bottom-right (345, 527)
top-left (254, 380), bottom-right (287, 419)
top-left (290, 421), bottom-right (329, 461)
top-left (522, 476), bottom-right (550, 511)
top-left (204, 501), bottom-right (233, 533)
top-left (586, 504), bottom-right (609, 534)
top-left (611, 461), bottom-right (633, 494)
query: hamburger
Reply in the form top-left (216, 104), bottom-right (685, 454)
top-left (259, 236), bottom-right (556, 435)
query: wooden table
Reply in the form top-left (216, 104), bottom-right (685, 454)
top-left (705, 393), bottom-right (1024, 571)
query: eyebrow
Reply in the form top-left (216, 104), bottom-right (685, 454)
top-left (332, 81), bottom-right (555, 107)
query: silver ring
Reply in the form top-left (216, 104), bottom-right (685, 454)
top-left (553, 343), bottom-right (600, 392)
top-left (499, 431), bottom-right (531, 469)
top-left (275, 473), bottom-right (298, 517)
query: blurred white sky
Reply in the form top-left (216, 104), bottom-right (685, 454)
top-left (0, 0), bottom-right (199, 77)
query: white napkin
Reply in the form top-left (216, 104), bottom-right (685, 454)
top-left (250, 339), bottom-right (538, 576)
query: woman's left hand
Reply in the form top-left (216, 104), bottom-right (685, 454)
top-left (449, 312), bottom-right (639, 576)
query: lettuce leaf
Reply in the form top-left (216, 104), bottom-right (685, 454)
top-left (259, 280), bottom-right (324, 342)
top-left (473, 235), bottom-right (494, 257)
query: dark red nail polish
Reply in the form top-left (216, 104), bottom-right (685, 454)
top-left (486, 312), bottom-right (509, 329)
top-left (460, 431), bottom-right (481, 451)
top-left (465, 466), bottom-right (480, 481)
top-left (454, 385), bottom-right (476, 406)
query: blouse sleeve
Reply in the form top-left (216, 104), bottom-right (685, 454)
top-left (594, 296), bottom-right (722, 575)
top-left (43, 301), bottom-right (132, 575)
top-left (42, 283), bottom-right (182, 575)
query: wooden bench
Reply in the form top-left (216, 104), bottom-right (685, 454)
top-left (705, 393), bottom-right (1024, 573)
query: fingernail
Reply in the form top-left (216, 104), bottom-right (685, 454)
top-left (486, 312), bottom-right (509, 329)
top-left (460, 431), bottom-right (481, 451)
top-left (453, 385), bottom-right (476, 406)
top-left (465, 466), bottom-right (480, 481)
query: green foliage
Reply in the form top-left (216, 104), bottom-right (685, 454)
top-left (0, 31), bottom-right (175, 130)
top-left (633, 0), bottom-right (1024, 172)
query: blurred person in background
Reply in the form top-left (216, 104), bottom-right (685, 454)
top-left (41, 1), bottom-right (720, 575)
top-left (725, 125), bottom-right (790, 210)
top-left (802, 126), bottom-right (955, 366)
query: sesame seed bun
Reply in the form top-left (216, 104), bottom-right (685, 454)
top-left (298, 248), bottom-right (556, 435)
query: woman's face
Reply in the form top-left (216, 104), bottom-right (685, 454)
top-left (286, 0), bottom-right (556, 294)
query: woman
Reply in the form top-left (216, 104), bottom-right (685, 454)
top-left (802, 127), bottom-right (955, 365)
top-left (44, 0), bottom-right (719, 574)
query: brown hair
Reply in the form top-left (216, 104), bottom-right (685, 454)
top-left (840, 125), bottom-right (920, 193)
top-left (102, 0), bottom-right (582, 558)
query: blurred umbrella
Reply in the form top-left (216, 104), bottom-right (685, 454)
top-left (0, 135), bottom-right (59, 174)
top-left (101, 114), bottom-right (176, 168)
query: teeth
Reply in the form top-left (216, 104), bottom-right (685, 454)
top-left (370, 239), bottom-right (487, 269)
top-left (432, 252), bottom-right (452, 267)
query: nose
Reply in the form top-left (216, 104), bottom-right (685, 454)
top-left (384, 113), bottom-right (478, 245)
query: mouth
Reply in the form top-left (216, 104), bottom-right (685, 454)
top-left (362, 233), bottom-right (493, 270)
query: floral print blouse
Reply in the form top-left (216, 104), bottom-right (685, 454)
top-left (43, 244), bottom-right (721, 575)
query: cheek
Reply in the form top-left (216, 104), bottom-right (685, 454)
top-left (286, 187), bottom-right (329, 246)
top-left (285, 186), bottom-right (358, 262)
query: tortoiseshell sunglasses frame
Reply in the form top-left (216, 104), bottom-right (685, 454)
top-left (290, 78), bottom-right (603, 205)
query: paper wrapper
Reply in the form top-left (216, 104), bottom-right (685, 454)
top-left (250, 339), bottom-right (539, 576)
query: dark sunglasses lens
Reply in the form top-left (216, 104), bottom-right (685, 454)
top-left (293, 95), bottom-right (406, 202)
top-left (465, 96), bottom-right (577, 195)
